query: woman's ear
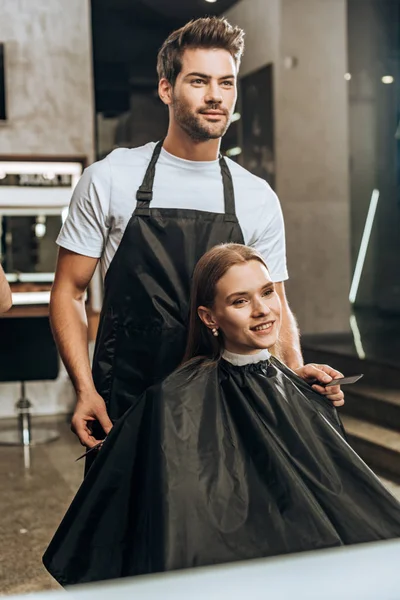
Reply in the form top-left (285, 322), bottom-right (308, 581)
top-left (197, 306), bottom-right (218, 330)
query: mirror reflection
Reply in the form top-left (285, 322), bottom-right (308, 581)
top-left (0, 215), bottom-right (62, 276)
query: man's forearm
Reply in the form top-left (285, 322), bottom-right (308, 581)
top-left (50, 290), bottom-right (96, 396)
top-left (279, 304), bottom-right (303, 370)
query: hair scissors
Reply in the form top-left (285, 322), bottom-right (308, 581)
top-left (75, 439), bottom-right (105, 462)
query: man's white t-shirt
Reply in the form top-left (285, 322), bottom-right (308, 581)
top-left (57, 142), bottom-right (288, 282)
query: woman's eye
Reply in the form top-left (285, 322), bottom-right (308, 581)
top-left (263, 289), bottom-right (273, 297)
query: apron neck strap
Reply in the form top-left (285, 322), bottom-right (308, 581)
top-left (136, 140), bottom-right (164, 203)
top-left (219, 155), bottom-right (236, 218)
top-left (136, 140), bottom-right (237, 218)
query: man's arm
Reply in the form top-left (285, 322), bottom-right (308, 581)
top-left (275, 282), bottom-right (303, 370)
top-left (0, 264), bottom-right (12, 313)
top-left (50, 247), bottom-right (112, 447)
top-left (275, 282), bottom-right (345, 406)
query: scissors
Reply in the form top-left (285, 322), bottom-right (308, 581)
top-left (75, 439), bottom-right (105, 462)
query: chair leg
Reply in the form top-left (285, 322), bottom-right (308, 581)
top-left (0, 381), bottom-right (60, 447)
top-left (17, 382), bottom-right (32, 445)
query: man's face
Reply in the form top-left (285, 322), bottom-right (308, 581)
top-left (168, 48), bottom-right (237, 141)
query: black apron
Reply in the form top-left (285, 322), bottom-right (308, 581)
top-left (91, 140), bottom-right (244, 427)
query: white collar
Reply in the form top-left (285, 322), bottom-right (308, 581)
top-left (222, 348), bottom-right (271, 366)
top-left (160, 146), bottom-right (220, 170)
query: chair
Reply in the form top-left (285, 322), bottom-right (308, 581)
top-left (0, 316), bottom-right (60, 447)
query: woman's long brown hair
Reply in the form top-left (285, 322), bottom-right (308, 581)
top-left (182, 243), bottom-right (273, 363)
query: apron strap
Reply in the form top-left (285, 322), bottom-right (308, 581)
top-left (219, 156), bottom-right (237, 222)
top-left (136, 140), bottom-right (237, 221)
top-left (136, 140), bottom-right (164, 205)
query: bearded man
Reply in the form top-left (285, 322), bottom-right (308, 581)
top-left (50, 16), bottom-right (339, 462)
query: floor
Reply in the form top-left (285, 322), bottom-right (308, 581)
top-left (1, 415), bottom-right (400, 597)
top-left (0, 416), bottom-right (83, 596)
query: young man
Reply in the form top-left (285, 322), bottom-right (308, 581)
top-left (51, 17), bottom-right (340, 452)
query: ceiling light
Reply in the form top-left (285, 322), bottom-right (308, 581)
top-left (205, 0), bottom-right (217, 3)
top-left (382, 75), bottom-right (394, 84)
top-left (344, 73), bottom-right (351, 81)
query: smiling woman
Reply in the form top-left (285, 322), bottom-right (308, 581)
top-left (43, 243), bottom-right (400, 587)
top-left (198, 257), bottom-right (280, 354)
top-left (184, 243), bottom-right (281, 359)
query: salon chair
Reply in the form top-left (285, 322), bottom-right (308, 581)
top-left (0, 316), bottom-right (59, 446)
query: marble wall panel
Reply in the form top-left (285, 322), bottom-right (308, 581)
top-left (0, 0), bottom-right (94, 160)
top-left (0, 0), bottom-right (95, 417)
top-left (227, 0), bottom-right (351, 334)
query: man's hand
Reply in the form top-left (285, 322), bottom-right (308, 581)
top-left (71, 391), bottom-right (113, 448)
top-left (294, 363), bottom-right (345, 408)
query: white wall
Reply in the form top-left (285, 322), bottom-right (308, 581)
top-left (227, 0), bottom-right (351, 334)
top-left (0, 0), bottom-right (95, 417)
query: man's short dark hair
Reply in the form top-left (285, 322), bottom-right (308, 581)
top-left (157, 17), bottom-right (245, 86)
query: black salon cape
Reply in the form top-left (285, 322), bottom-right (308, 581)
top-left (43, 357), bottom-right (400, 586)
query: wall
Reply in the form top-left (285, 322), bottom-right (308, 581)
top-left (0, 0), bottom-right (95, 160)
top-left (226, 0), bottom-right (351, 334)
top-left (227, 0), bottom-right (280, 77)
top-left (0, 0), bottom-right (95, 417)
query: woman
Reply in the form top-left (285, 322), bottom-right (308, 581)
top-left (43, 244), bottom-right (400, 586)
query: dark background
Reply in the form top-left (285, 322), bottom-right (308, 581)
top-left (91, 0), bottom-right (241, 115)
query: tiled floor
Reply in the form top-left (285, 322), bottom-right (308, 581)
top-left (1, 416), bottom-right (400, 596)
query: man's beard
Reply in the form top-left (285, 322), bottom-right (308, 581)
top-left (172, 94), bottom-right (231, 141)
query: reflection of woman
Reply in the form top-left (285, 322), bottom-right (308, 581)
top-left (43, 244), bottom-right (400, 586)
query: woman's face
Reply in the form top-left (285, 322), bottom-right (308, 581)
top-left (199, 260), bottom-right (282, 355)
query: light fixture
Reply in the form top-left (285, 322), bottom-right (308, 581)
top-left (35, 223), bottom-right (46, 238)
top-left (344, 73), bottom-right (352, 81)
top-left (35, 215), bottom-right (46, 238)
top-left (0, 161), bottom-right (82, 175)
top-left (382, 75), bottom-right (394, 84)
top-left (0, 171), bottom-right (6, 180)
top-left (349, 189), bottom-right (380, 304)
top-left (226, 147), bottom-right (242, 157)
top-left (205, 0), bottom-right (217, 3)
top-left (231, 112), bottom-right (241, 123)
top-left (349, 314), bottom-right (366, 360)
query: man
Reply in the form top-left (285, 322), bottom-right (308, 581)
top-left (0, 264), bottom-right (11, 313)
top-left (51, 17), bottom-right (343, 452)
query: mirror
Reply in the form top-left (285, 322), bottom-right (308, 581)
top-left (0, 215), bottom-right (62, 277)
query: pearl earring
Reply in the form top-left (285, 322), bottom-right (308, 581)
top-left (212, 327), bottom-right (219, 337)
